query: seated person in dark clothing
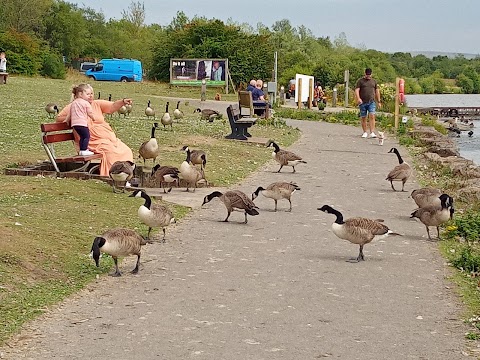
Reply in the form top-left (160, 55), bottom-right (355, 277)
top-left (252, 80), bottom-right (271, 116)
top-left (252, 80), bottom-right (265, 101)
top-left (246, 79), bottom-right (256, 92)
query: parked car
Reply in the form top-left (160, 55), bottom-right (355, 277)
top-left (79, 62), bottom-right (97, 73)
top-left (85, 58), bottom-right (143, 82)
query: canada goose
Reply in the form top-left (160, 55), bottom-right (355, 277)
top-left (386, 147), bottom-right (412, 192)
top-left (318, 205), bottom-right (400, 262)
top-left (138, 123), bottom-right (160, 166)
top-left (109, 160), bottom-right (136, 193)
top-left (266, 140), bottom-right (307, 173)
top-left (91, 228), bottom-right (148, 277)
top-left (410, 187), bottom-right (442, 209)
top-left (129, 190), bottom-right (175, 241)
top-left (410, 194), bottom-right (454, 240)
top-left (145, 100), bottom-right (155, 120)
top-left (194, 108), bottom-right (220, 122)
top-left (252, 181), bottom-right (300, 212)
top-left (447, 126), bottom-right (461, 137)
top-left (151, 164), bottom-right (180, 193)
top-left (173, 100), bottom-right (184, 120)
top-left (161, 102), bottom-right (173, 130)
top-left (202, 190), bottom-right (259, 223)
top-left (117, 105), bottom-right (127, 118)
top-left (125, 103), bottom-right (133, 116)
top-left (179, 147), bottom-right (205, 192)
top-left (45, 103), bottom-right (59, 118)
top-left (181, 145), bottom-right (207, 169)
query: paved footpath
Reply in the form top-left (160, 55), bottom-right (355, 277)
top-left (1, 120), bottom-right (470, 359)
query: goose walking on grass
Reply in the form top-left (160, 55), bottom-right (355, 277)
top-left (129, 190), bottom-right (175, 242)
top-left (386, 147), bottom-right (412, 192)
top-left (252, 181), bottom-right (300, 212)
top-left (161, 102), bottom-right (173, 130)
top-left (173, 100), bottom-right (184, 120)
top-left (202, 190), bottom-right (259, 223)
top-left (109, 160), bottom-right (136, 193)
top-left (410, 194), bottom-right (454, 240)
top-left (45, 103), bottom-right (59, 118)
top-left (151, 164), bottom-right (180, 193)
top-left (266, 140), bottom-right (306, 173)
top-left (145, 100), bottom-right (155, 120)
top-left (194, 108), bottom-right (220, 122)
top-left (91, 228), bottom-right (148, 277)
top-left (181, 145), bottom-right (207, 169)
top-left (318, 205), bottom-right (401, 262)
top-left (179, 146), bottom-right (206, 192)
top-left (139, 123), bottom-right (160, 166)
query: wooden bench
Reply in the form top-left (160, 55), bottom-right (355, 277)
top-left (238, 90), bottom-right (270, 119)
top-left (225, 104), bottom-right (257, 140)
top-left (0, 72), bottom-right (8, 84)
top-left (41, 122), bottom-right (102, 175)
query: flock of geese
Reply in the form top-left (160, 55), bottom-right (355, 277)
top-left (90, 119), bottom-right (456, 275)
top-left (93, 139), bottom-right (457, 275)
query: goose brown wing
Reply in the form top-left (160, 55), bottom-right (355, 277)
top-left (386, 163), bottom-right (411, 181)
top-left (277, 149), bottom-right (302, 163)
top-left (226, 190), bottom-right (258, 210)
top-left (155, 166), bottom-right (179, 178)
top-left (110, 161), bottom-right (133, 175)
top-left (345, 217), bottom-right (389, 237)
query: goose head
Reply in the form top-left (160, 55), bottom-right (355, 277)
top-left (252, 186), bottom-right (266, 200)
top-left (202, 191), bottom-right (223, 206)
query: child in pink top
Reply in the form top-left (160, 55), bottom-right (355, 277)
top-left (65, 84), bottom-right (101, 156)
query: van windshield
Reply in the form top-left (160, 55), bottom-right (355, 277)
top-left (93, 64), bottom-right (103, 72)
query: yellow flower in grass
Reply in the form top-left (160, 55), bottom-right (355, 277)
top-left (446, 225), bottom-right (458, 231)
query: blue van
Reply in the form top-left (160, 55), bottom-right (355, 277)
top-left (85, 58), bottom-right (142, 82)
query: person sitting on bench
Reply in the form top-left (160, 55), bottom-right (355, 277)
top-left (56, 83), bottom-right (134, 176)
top-left (251, 79), bottom-right (270, 117)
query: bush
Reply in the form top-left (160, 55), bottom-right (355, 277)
top-left (40, 52), bottom-right (66, 79)
top-left (446, 210), bottom-right (480, 243)
top-left (451, 246), bottom-right (480, 273)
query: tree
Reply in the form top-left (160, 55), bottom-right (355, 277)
top-left (456, 73), bottom-right (474, 94)
top-left (0, 0), bottom-right (52, 34)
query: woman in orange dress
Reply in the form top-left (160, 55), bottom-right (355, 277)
top-left (56, 84), bottom-right (134, 176)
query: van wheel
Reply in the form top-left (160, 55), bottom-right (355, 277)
top-left (120, 77), bottom-right (128, 82)
top-left (89, 76), bottom-right (95, 81)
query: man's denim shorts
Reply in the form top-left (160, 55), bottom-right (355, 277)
top-left (359, 101), bottom-right (376, 117)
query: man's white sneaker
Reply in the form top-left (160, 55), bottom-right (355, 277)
top-left (361, 132), bottom-right (368, 138)
top-left (79, 150), bottom-right (94, 156)
top-left (369, 133), bottom-right (377, 138)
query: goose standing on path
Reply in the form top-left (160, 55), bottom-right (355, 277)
top-left (173, 100), bottom-right (184, 121)
top-left (202, 190), bottom-right (259, 223)
top-left (91, 228), bottom-right (148, 277)
top-left (161, 102), bottom-right (173, 130)
top-left (410, 194), bottom-right (454, 240)
top-left (129, 189), bottom-right (175, 242)
top-left (109, 160), bottom-right (136, 193)
top-left (386, 147), bottom-right (412, 192)
top-left (145, 100), bottom-right (155, 120)
top-left (151, 164), bottom-right (180, 193)
top-left (45, 103), bottom-right (59, 118)
top-left (139, 123), bottom-right (160, 166)
top-left (266, 140), bottom-right (307, 173)
top-left (318, 205), bottom-right (401, 262)
top-left (252, 181), bottom-right (300, 212)
top-left (179, 146), bottom-right (205, 192)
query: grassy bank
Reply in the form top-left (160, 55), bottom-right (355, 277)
top-left (0, 76), bottom-right (300, 344)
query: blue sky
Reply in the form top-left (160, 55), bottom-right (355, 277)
top-left (74, 0), bottom-right (479, 55)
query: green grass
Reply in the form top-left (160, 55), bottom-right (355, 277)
top-left (0, 75), bottom-right (300, 345)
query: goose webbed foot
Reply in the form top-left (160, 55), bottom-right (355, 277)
top-left (292, 167), bottom-right (296, 173)
top-left (110, 258), bottom-right (122, 276)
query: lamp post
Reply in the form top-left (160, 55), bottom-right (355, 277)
top-left (201, 79), bottom-right (206, 101)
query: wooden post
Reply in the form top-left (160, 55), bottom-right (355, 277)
top-left (344, 70), bottom-right (349, 107)
top-left (394, 77), bottom-right (400, 129)
top-left (297, 78), bottom-right (303, 110)
top-left (308, 78), bottom-right (313, 109)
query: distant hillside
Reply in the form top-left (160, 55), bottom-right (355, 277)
top-left (409, 51), bottom-right (480, 59)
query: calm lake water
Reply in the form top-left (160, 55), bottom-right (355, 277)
top-left (405, 94), bottom-right (480, 165)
